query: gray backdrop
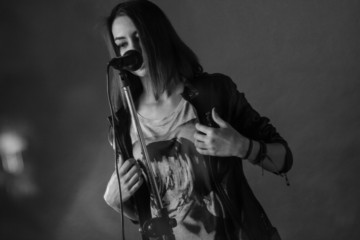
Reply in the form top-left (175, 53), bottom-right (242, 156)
top-left (1, 0), bottom-right (359, 239)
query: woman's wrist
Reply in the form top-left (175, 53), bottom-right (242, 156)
top-left (243, 138), bottom-right (253, 159)
top-left (241, 139), bottom-right (260, 162)
top-left (235, 136), bottom-right (248, 158)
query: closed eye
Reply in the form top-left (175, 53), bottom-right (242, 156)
top-left (118, 42), bottom-right (128, 49)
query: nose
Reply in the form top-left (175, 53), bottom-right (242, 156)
top-left (126, 38), bottom-right (141, 56)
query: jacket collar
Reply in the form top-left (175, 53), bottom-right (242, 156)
top-left (181, 80), bottom-right (199, 101)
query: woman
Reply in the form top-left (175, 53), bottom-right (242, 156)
top-left (103, 1), bottom-right (293, 239)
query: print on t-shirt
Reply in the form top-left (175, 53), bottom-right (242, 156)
top-left (131, 99), bottom-right (226, 239)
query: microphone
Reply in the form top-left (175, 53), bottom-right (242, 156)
top-left (108, 50), bottom-right (143, 71)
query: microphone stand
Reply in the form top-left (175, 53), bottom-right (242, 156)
top-left (118, 70), bottom-right (176, 240)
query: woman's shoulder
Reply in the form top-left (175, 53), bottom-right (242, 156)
top-left (194, 72), bottom-right (232, 82)
top-left (190, 72), bottom-right (234, 87)
top-left (190, 72), bottom-right (238, 92)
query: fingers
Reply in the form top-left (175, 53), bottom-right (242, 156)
top-left (196, 148), bottom-right (208, 155)
top-left (127, 172), bottom-right (143, 192)
top-left (195, 123), bottom-right (212, 135)
top-left (194, 131), bottom-right (208, 142)
top-left (123, 164), bottom-right (141, 183)
top-left (194, 134), bottom-right (215, 155)
top-left (118, 158), bottom-right (143, 201)
top-left (128, 177), bottom-right (143, 195)
top-left (194, 140), bottom-right (207, 149)
top-left (196, 147), bottom-right (214, 156)
top-left (212, 108), bottom-right (228, 128)
top-left (118, 158), bottom-right (137, 176)
top-left (121, 173), bottom-right (143, 201)
top-left (194, 123), bottom-right (214, 154)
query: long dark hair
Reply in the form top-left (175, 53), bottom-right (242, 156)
top-left (105, 0), bottom-right (203, 109)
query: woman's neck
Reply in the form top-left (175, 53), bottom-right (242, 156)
top-left (139, 76), bottom-right (183, 104)
top-left (137, 77), bottom-right (184, 120)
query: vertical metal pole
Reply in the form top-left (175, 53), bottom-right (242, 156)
top-left (121, 76), bottom-right (163, 211)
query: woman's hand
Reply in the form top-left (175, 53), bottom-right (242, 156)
top-left (118, 158), bottom-right (143, 202)
top-left (194, 108), bottom-right (249, 158)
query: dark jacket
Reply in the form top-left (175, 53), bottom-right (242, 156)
top-left (110, 72), bottom-right (293, 240)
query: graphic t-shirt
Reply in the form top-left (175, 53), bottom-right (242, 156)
top-left (130, 98), bottom-right (226, 240)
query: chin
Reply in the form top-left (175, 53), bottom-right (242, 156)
top-left (133, 65), bottom-right (147, 78)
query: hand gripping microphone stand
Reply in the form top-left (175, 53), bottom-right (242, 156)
top-left (108, 50), bottom-right (177, 240)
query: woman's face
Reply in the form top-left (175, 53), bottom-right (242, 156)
top-left (111, 15), bottom-right (147, 78)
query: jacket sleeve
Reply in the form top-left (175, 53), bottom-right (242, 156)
top-left (223, 76), bottom-right (293, 173)
top-left (104, 167), bottom-right (122, 213)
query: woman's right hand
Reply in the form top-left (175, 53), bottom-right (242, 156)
top-left (118, 158), bottom-right (144, 202)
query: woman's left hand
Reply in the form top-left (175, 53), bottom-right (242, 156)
top-left (194, 108), bottom-right (249, 157)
